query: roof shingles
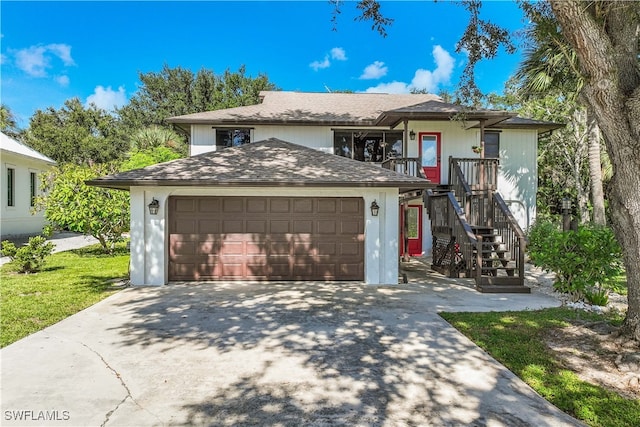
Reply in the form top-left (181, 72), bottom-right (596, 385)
top-left (87, 139), bottom-right (433, 192)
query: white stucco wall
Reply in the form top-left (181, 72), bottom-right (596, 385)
top-left (0, 151), bottom-right (53, 238)
top-left (403, 121), bottom-right (538, 235)
top-left (188, 121), bottom-right (539, 255)
top-left (129, 186), bottom-right (400, 286)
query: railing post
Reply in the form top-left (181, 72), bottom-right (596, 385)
top-left (475, 235), bottom-right (483, 286)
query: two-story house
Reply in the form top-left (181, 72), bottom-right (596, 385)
top-left (89, 91), bottom-right (559, 291)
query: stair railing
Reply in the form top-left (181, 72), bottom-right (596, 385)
top-left (381, 157), bottom-right (426, 178)
top-left (492, 192), bottom-right (527, 281)
top-left (449, 157), bottom-right (493, 226)
top-left (426, 189), bottom-right (477, 276)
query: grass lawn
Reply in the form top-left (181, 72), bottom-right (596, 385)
top-left (440, 308), bottom-right (639, 427)
top-left (1, 243), bottom-right (129, 348)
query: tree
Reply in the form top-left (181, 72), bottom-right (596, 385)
top-left (23, 98), bottom-right (129, 165)
top-left (346, 0), bottom-right (640, 340)
top-left (35, 164), bottom-right (130, 253)
top-left (548, 1), bottom-right (640, 340)
top-left (0, 105), bottom-right (21, 139)
top-left (515, 2), bottom-right (607, 225)
top-left (118, 64), bottom-right (278, 131)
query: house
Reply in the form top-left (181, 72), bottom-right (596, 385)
top-left (1, 132), bottom-right (56, 239)
top-left (88, 91), bottom-right (560, 290)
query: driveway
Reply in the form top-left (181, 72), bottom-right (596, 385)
top-left (0, 279), bottom-right (583, 426)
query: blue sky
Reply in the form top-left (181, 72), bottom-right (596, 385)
top-left (1, 1), bottom-right (526, 127)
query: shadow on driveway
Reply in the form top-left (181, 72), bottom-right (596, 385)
top-left (1, 280), bottom-right (581, 426)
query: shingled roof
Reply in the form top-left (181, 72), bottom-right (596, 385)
top-left (167, 91), bottom-right (440, 127)
top-left (87, 138), bottom-right (434, 192)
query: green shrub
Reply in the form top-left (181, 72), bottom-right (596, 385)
top-left (1, 236), bottom-right (55, 273)
top-left (527, 219), bottom-right (623, 305)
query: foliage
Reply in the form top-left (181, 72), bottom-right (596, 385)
top-left (0, 242), bottom-right (128, 347)
top-left (441, 308), bottom-right (637, 427)
top-left (34, 164), bottom-right (130, 253)
top-left (0, 236), bottom-right (55, 274)
top-left (528, 218), bottom-right (623, 305)
top-left (0, 104), bottom-right (21, 138)
top-left (118, 64), bottom-right (277, 131)
top-left (129, 125), bottom-right (187, 155)
top-left (120, 146), bottom-right (183, 171)
top-left (23, 98), bottom-right (128, 165)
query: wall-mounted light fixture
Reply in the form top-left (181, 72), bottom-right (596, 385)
top-left (370, 200), bottom-right (380, 217)
top-left (409, 130), bottom-right (416, 140)
top-left (148, 198), bottom-right (160, 215)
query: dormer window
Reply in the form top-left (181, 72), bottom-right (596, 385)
top-left (215, 128), bottom-right (251, 149)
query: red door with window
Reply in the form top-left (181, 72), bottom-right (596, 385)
top-left (419, 132), bottom-right (441, 184)
top-left (400, 205), bottom-right (423, 256)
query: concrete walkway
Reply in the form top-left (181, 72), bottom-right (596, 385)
top-left (0, 272), bottom-right (584, 426)
top-left (0, 232), bottom-right (98, 266)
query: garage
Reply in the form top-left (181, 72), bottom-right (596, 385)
top-left (168, 196), bottom-right (364, 281)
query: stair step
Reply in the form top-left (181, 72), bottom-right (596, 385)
top-left (477, 284), bottom-right (531, 294)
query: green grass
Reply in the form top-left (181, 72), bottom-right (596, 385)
top-left (440, 308), bottom-right (638, 427)
top-left (610, 272), bottom-right (628, 295)
top-left (1, 243), bottom-right (129, 347)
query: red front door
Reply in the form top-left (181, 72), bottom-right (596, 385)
top-left (400, 205), bottom-right (423, 256)
top-left (419, 132), bottom-right (441, 184)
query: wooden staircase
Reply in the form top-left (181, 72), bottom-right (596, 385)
top-left (426, 157), bottom-right (528, 293)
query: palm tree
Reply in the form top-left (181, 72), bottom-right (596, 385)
top-left (516, 3), bottom-right (606, 225)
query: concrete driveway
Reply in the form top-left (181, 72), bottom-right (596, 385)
top-left (1, 278), bottom-right (583, 426)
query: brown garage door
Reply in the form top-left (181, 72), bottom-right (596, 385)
top-left (168, 196), bottom-right (364, 281)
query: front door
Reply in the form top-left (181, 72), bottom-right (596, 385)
top-left (419, 132), bottom-right (441, 184)
top-left (400, 205), bottom-right (423, 256)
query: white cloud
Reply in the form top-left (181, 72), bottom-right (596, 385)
top-left (360, 61), bottom-right (388, 80)
top-left (55, 75), bottom-right (70, 87)
top-left (363, 81), bottom-right (409, 94)
top-left (85, 86), bottom-right (127, 111)
top-left (330, 47), bottom-right (347, 61)
top-left (409, 45), bottom-right (454, 92)
top-left (14, 43), bottom-right (75, 77)
top-left (362, 45), bottom-right (455, 93)
top-left (310, 55), bottom-right (330, 71)
top-left (310, 47), bottom-right (348, 71)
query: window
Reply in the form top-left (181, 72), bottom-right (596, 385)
top-left (484, 132), bottom-right (500, 158)
top-left (7, 168), bottom-right (15, 207)
top-left (30, 172), bottom-right (37, 207)
top-left (215, 129), bottom-right (251, 149)
top-left (333, 131), bottom-right (403, 162)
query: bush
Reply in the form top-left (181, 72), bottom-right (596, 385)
top-left (527, 219), bottom-right (623, 305)
top-left (1, 236), bottom-right (55, 273)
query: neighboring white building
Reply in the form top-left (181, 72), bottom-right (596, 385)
top-left (1, 132), bottom-right (56, 238)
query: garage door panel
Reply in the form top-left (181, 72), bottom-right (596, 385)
top-left (198, 198), bottom-right (221, 213)
top-left (198, 219), bottom-right (220, 233)
top-left (316, 220), bottom-right (337, 234)
top-left (169, 196), bottom-right (364, 281)
top-left (175, 199), bottom-right (196, 213)
top-left (340, 199), bottom-right (361, 213)
top-left (246, 220), bottom-right (267, 233)
top-left (292, 220), bottom-right (313, 233)
top-left (174, 219), bottom-right (196, 234)
top-left (222, 220), bottom-right (244, 233)
top-left (317, 199), bottom-right (337, 213)
top-left (270, 220), bottom-right (290, 233)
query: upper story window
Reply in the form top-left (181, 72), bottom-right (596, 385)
top-left (216, 129), bottom-right (251, 149)
top-left (7, 167), bottom-right (15, 207)
top-left (333, 131), bottom-right (403, 162)
top-left (484, 132), bottom-right (500, 158)
top-left (30, 172), bottom-right (37, 207)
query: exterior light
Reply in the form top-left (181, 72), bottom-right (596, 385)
top-left (409, 130), bottom-right (416, 140)
top-left (561, 197), bottom-right (571, 211)
top-left (148, 198), bottom-right (160, 215)
top-left (370, 200), bottom-right (380, 217)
